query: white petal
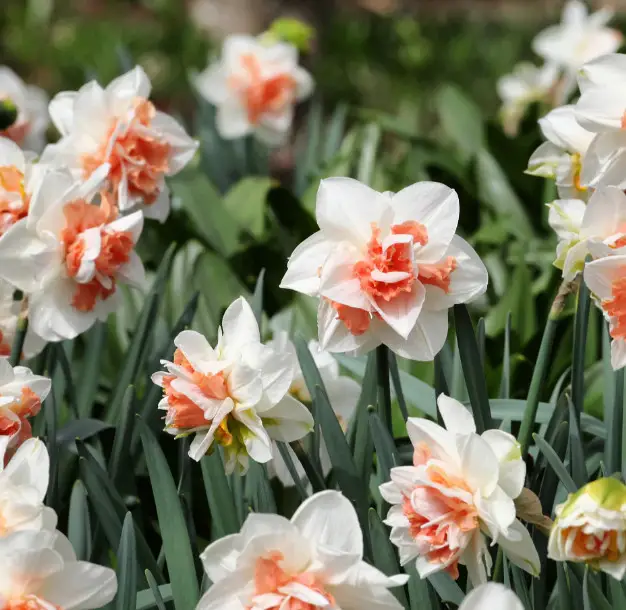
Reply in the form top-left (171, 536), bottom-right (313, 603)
top-left (215, 103), bottom-right (251, 140)
top-left (316, 298), bottom-right (379, 355)
top-left (194, 63), bottom-right (230, 105)
top-left (539, 104), bottom-right (594, 153)
top-left (199, 534), bottom-right (240, 583)
top-left (458, 583), bottom-right (524, 610)
top-left (281, 232), bottom-right (334, 296)
top-left (48, 91), bottom-right (76, 136)
top-left (316, 177), bottom-right (393, 247)
top-left (174, 329), bottom-right (216, 372)
top-left (576, 85), bottom-right (626, 133)
top-left (291, 490), bottom-right (363, 557)
top-left (221, 297), bottom-right (260, 353)
top-left (318, 244), bottom-right (371, 310)
top-left (457, 434), bottom-right (499, 496)
top-left (580, 186), bottom-right (626, 239)
top-left (437, 393), bottom-right (476, 435)
top-left (497, 519), bottom-right (541, 577)
top-left (262, 394), bottom-right (313, 442)
top-left (3, 437), bottom-right (49, 500)
top-left (106, 65), bottom-right (152, 114)
top-left (584, 254), bottom-right (626, 300)
top-left (391, 182), bottom-right (459, 263)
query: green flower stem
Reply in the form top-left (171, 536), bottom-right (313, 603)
top-left (376, 345), bottom-right (392, 433)
top-left (9, 309), bottom-right (28, 367)
top-left (518, 280), bottom-right (572, 456)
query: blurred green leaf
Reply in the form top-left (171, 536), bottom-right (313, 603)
top-left (201, 450), bottom-right (240, 538)
top-left (68, 480), bottom-right (91, 562)
top-left (116, 513), bottom-right (138, 610)
top-left (223, 176), bottom-right (274, 241)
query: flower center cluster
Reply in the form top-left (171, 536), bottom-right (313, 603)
top-left (0, 329), bottom-right (12, 357)
top-left (559, 526), bottom-right (625, 563)
top-left (247, 551), bottom-right (335, 610)
top-left (0, 165), bottom-right (28, 237)
top-left (61, 200), bottom-right (133, 313)
top-left (402, 443), bottom-right (479, 580)
top-left (603, 274), bottom-right (626, 340)
top-left (161, 350), bottom-right (234, 445)
top-left (0, 387), bottom-right (41, 448)
top-left (231, 54), bottom-right (296, 125)
top-left (5, 596), bottom-right (61, 609)
top-left (81, 99), bottom-right (171, 205)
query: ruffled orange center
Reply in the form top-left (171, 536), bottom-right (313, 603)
top-left (560, 526), bottom-right (623, 562)
top-left (603, 274), bottom-right (626, 341)
top-left (418, 257), bottom-right (458, 293)
top-left (61, 199), bottom-right (132, 312)
top-left (0, 165), bottom-right (28, 237)
top-left (81, 99), bottom-right (171, 205)
top-left (0, 329), bottom-right (12, 357)
top-left (247, 551), bottom-right (335, 610)
top-left (5, 597), bottom-right (61, 609)
top-left (402, 443), bottom-right (478, 580)
top-left (230, 54), bottom-right (297, 125)
top-left (0, 387), bottom-right (40, 463)
top-left (161, 349), bottom-right (233, 444)
top-left (327, 300), bottom-right (371, 336)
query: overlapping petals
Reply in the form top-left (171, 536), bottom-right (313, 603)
top-left (197, 490), bottom-right (407, 610)
top-left (0, 167), bottom-right (145, 341)
top-left (152, 297), bottom-right (313, 472)
top-left (281, 177), bottom-right (488, 360)
top-left (0, 359), bottom-right (50, 457)
top-left (379, 394), bottom-right (539, 586)
top-left (195, 34), bottom-right (313, 145)
top-left (44, 66), bottom-right (198, 222)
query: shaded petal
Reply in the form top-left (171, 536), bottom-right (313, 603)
top-left (262, 394), bottom-right (313, 442)
top-left (281, 232), bottom-right (334, 296)
top-left (437, 394), bottom-right (476, 435)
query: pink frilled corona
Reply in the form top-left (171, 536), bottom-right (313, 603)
top-left (280, 177), bottom-right (488, 360)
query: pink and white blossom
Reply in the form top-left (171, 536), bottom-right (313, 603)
top-left (195, 35), bottom-right (313, 145)
top-left (0, 529), bottom-right (117, 609)
top-left (0, 359), bottom-right (50, 456)
top-left (0, 67), bottom-right (49, 152)
top-left (379, 394), bottom-right (539, 585)
top-left (197, 490), bottom-right (408, 610)
top-left (0, 167), bottom-right (145, 342)
top-left (43, 66), bottom-right (198, 222)
top-left (152, 297), bottom-right (313, 472)
top-left (280, 178), bottom-right (488, 360)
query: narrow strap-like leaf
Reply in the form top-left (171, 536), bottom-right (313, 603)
top-left (276, 442), bottom-right (308, 501)
top-left (201, 450), bottom-right (240, 538)
top-left (534, 431), bottom-right (578, 494)
top-left (139, 419), bottom-right (200, 609)
top-left (68, 480), bottom-right (91, 561)
top-left (115, 513), bottom-right (138, 610)
top-left (142, 571), bottom-right (167, 610)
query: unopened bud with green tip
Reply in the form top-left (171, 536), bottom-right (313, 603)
top-left (261, 17), bottom-right (315, 53)
top-left (548, 477), bottom-right (626, 579)
top-left (0, 98), bottom-right (18, 131)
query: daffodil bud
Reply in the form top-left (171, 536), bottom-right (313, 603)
top-left (0, 97), bottom-right (18, 130)
top-left (266, 17), bottom-right (315, 53)
top-left (548, 477), bottom-right (626, 579)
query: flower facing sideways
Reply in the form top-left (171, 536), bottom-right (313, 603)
top-left (0, 529), bottom-right (116, 609)
top-left (44, 66), bottom-right (198, 221)
top-left (280, 178), bottom-right (488, 360)
top-left (584, 253), bottom-right (626, 370)
top-left (265, 330), bottom-right (359, 486)
top-left (0, 359), bottom-right (50, 457)
top-left (548, 478), bottom-right (626, 579)
top-left (0, 137), bottom-right (49, 239)
top-left (0, 67), bottom-right (49, 152)
top-left (496, 62), bottom-right (558, 137)
top-left (458, 583), bottom-right (524, 610)
top-left (0, 168), bottom-right (145, 342)
top-left (527, 105), bottom-right (594, 199)
top-left (0, 437), bottom-right (56, 537)
top-left (197, 490), bottom-right (408, 610)
top-left (379, 394), bottom-right (539, 585)
top-left (195, 34), bottom-right (313, 145)
top-left (548, 186), bottom-right (626, 280)
top-left (152, 297), bottom-right (313, 473)
top-left (532, 1), bottom-right (622, 73)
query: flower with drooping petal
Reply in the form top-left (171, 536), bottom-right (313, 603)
top-left (548, 477), bottom-right (626, 579)
top-left (573, 54), bottom-right (626, 190)
top-left (0, 529), bottom-right (117, 608)
top-left (497, 62), bottom-right (559, 137)
top-left (0, 359), bottom-right (50, 457)
top-left (0, 137), bottom-right (50, 239)
top-left (194, 34), bottom-right (314, 145)
top-left (151, 297), bottom-right (313, 473)
top-left (548, 186), bottom-right (626, 280)
top-left (379, 394), bottom-right (539, 585)
top-left (0, 437), bottom-right (57, 537)
top-left (196, 490), bottom-right (408, 610)
top-left (0, 67), bottom-right (49, 152)
top-left (527, 105), bottom-right (594, 199)
top-left (266, 330), bottom-right (359, 486)
top-left (280, 177), bottom-right (488, 360)
top-left (533, 1), bottom-right (622, 73)
top-left (43, 65), bottom-right (198, 222)
top-left (584, 252), bottom-right (626, 369)
top-left (0, 278), bottom-right (45, 359)
top-left (458, 583), bottom-right (524, 610)
top-left (0, 167), bottom-right (145, 342)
